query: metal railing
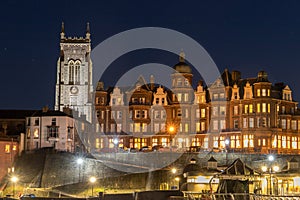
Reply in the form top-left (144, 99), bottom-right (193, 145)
top-left (182, 192), bottom-right (300, 200)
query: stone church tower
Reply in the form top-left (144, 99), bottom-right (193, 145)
top-left (55, 23), bottom-right (93, 122)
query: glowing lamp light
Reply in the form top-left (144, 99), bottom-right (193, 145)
top-left (273, 165), bottom-right (279, 172)
top-left (11, 176), bottom-right (18, 183)
top-left (113, 138), bottom-right (119, 145)
top-left (171, 168), bottom-right (177, 174)
top-left (261, 166), bottom-right (268, 172)
top-left (225, 139), bottom-right (230, 145)
top-left (77, 158), bottom-right (83, 165)
top-left (169, 126), bottom-right (175, 133)
top-left (89, 176), bottom-right (96, 183)
top-left (175, 177), bottom-right (180, 181)
top-left (268, 155), bottom-right (275, 162)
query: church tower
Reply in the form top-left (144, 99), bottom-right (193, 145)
top-left (55, 22), bottom-right (93, 122)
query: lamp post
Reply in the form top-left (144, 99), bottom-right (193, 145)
top-left (171, 168), bottom-right (177, 189)
top-left (225, 139), bottom-right (230, 165)
top-left (261, 155), bottom-right (279, 195)
top-left (77, 158), bottom-right (83, 182)
top-left (168, 126), bottom-right (175, 148)
top-left (11, 176), bottom-right (18, 197)
top-left (89, 176), bottom-right (96, 196)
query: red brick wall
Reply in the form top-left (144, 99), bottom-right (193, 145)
top-left (0, 140), bottom-right (19, 181)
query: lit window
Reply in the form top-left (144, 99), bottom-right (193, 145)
top-left (234, 106), bottom-right (238, 115)
top-left (244, 105), bottom-right (248, 114)
top-left (117, 124), bottom-right (122, 133)
top-left (282, 136), bottom-right (287, 148)
top-left (272, 136), bottom-right (277, 148)
top-left (257, 103), bottom-right (261, 113)
top-left (257, 89), bottom-right (261, 97)
top-left (134, 123), bottom-right (140, 132)
top-left (5, 145), bottom-right (10, 153)
top-left (268, 104), bottom-right (270, 113)
top-left (292, 137), bottom-right (297, 149)
top-left (196, 122), bottom-right (200, 132)
top-left (282, 119), bottom-right (287, 129)
top-left (152, 138), bottom-right (158, 146)
top-left (220, 93), bottom-right (225, 99)
top-left (262, 103), bottom-right (266, 113)
top-left (184, 93), bottom-right (188, 102)
top-left (201, 122), bottom-right (205, 131)
top-left (262, 89), bottom-right (266, 96)
top-left (213, 94), bottom-right (218, 100)
top-left (213, 136), bottom-right (218, 148)
top-left (220, 106), bottom-right (226, 115)
top-left (196, 109), bottom-right (200, 118)
top-left (292, 120), bottom-right (297, 130)
top-left (142, 123), bottom-right (147, 132)
top-left (249, 104), bottom-right (253, 113)
top-left (212, 107), bottom-right (218, 116)
top-left (184, 123), bottom-right (189, 132)
top-left (12, 145), bottom-right (17, 151)
top-left (177, 93), bottom-right (182, 102)
top-left (204, 137), bottom-right (209, 148)
top-left (267, 89), bottom-right (270, 96)
top-left (201, 95), bottom-right (205, 103)
top-left (201, 108), bottom-right (206, 118)
top-left (33, 128), bottom-right (39, 139)
top-left (27, 128), bottom-right (31, 138)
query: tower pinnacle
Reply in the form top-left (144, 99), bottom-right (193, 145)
top-left (86, 22), bottom-right (91, 40)
top-left (179, 50), bottom-right (185, 62)
top-left (60, 22), bottom-right (65, 39)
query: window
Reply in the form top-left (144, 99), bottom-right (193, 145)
top-left (257, 89), bottom-right (261, 97)
top-left (220, 93), bottom-right (225, 99)
top-left (154, 123), bottom-right (159, 132)
top-left (268, 89), bottom-right (270, 96)
top-left (243, 118), bottom-right (247, 128)
top-left (201, 108), bottom-right (206, 118)
top-left (257, 103), bottom-right (261, 113)
top-left (69, 61), bottom-right (74, 83)
top-left (282, 136), bottom-right (287, 148)
top-left (177, 78), bottom-right (182, 86)
top-left (142, 123), bottom-right (147, 132)
top-left (134, 123), bottom-right (140, 132)
top-left (196, 109), bottom-right (200, 118)
top-left (212, 107), bottom-right (218, 116)
top-left (292, 120), bottom-right (297, 130)
top-left (213, 94), bottom-right (218, 100)
top-left (220, 120), bottom-right (226, 130)
top-left (12, 145), bottom-right (17, 151)
top-left (184, 79), bottom-right (189, 86)
top-left (27, 128), bottom-right (31, 138)
top-left (75, 61), bottom-right (80, 83)
top-left (51, 118), bottom-right (56, 126)
top-left (184, 93), bottom-right (189, 102)
top-left (201, 122), bottom-right (205, 131)
top-left (117, 124), bottom-right (122, 132)
top-left (110, 124), bottom-right (115, 132)
top-left (220, 106), bottom-right (226, 115)
top-left (117, 111), bottom-right (122, 119)
top-left (249, 104), bottom-right (253, 113)
top-left (262, 89), bottom-right (266, 96)
top-left (244, 105), bottom-right (248, 114)
top-left (184, 123), bottom-right (189, 132)
top-left (213, 136), bottom-right (218, 148)
top-left (33, 128), bottom-right (39, 139)
top-left (282, 119), bottom-right (287, 129)
top-left (268, 104), bottom-right (270, 113)
top-left (249, 118), bottom-right (254, 128)
top-left (196, 122), bottom-right (200, 132)
top-left (262, 103), bottom-right (266, 113)
top-left (292, 137), bottom-right (297, 149)
top-left (234, 120), bottom-right (239, 129)
top-left (34, 118), bottom-right (39, 126)
top-left (282, 106), bottom-right (285, 114)
top-left (201, 95), bottom-right (205, 103)
top-left (5, 145), bottom-right (10, 153)
top-left (213, 120), bottom-right (218, 130)
top-left (47, 126), bottom-right (59, 138)
top-left (234, 106), bottom-right (238, 115)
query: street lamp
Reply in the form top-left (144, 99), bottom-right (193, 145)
top-left (77, 158), bottom-right (83, 182)
top-left (170, 168), bottom-right (177, 189)
top-left (11, 176), bottom-right (18, 197)
top-left (224, 139), bottom-right (230, 165)
top-left (89, 176), bottom-right (96, 196)
top-left (261, 159), bottom-right (279, 195)
top-left (168, 125), bottom-right (175, 148)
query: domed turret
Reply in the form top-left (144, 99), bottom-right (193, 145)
top-left (257, 71), bottom-right (268, 82)
top-left (173, 51), bottom-right (192, 74)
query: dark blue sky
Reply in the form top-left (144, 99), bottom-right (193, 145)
top-left (1, 0), bottom-right (300, 109)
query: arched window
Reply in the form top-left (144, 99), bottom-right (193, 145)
top-left (75, 61), bottom-right (80, 83)
top-left (69, 61), bottom-right (74, 84)
top-left (69, 60), bottom-right (81, 84)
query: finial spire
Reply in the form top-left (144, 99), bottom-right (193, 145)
top-left (179, 50), bottom-right (185, 62)
top-left (86, 22), bottom-right (91, 40)
top-left (86, 22), bottom-right (90, 33)
top-left (61, 22), bottom-right (65, 33)
top-left (60, 22), bottom-right (65, 39)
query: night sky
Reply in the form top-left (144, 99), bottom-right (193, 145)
top-left (1, 0), bottom-right (300, 109)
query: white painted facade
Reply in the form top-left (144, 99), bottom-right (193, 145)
top-left (25, 111), bottom-right (76, 152)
